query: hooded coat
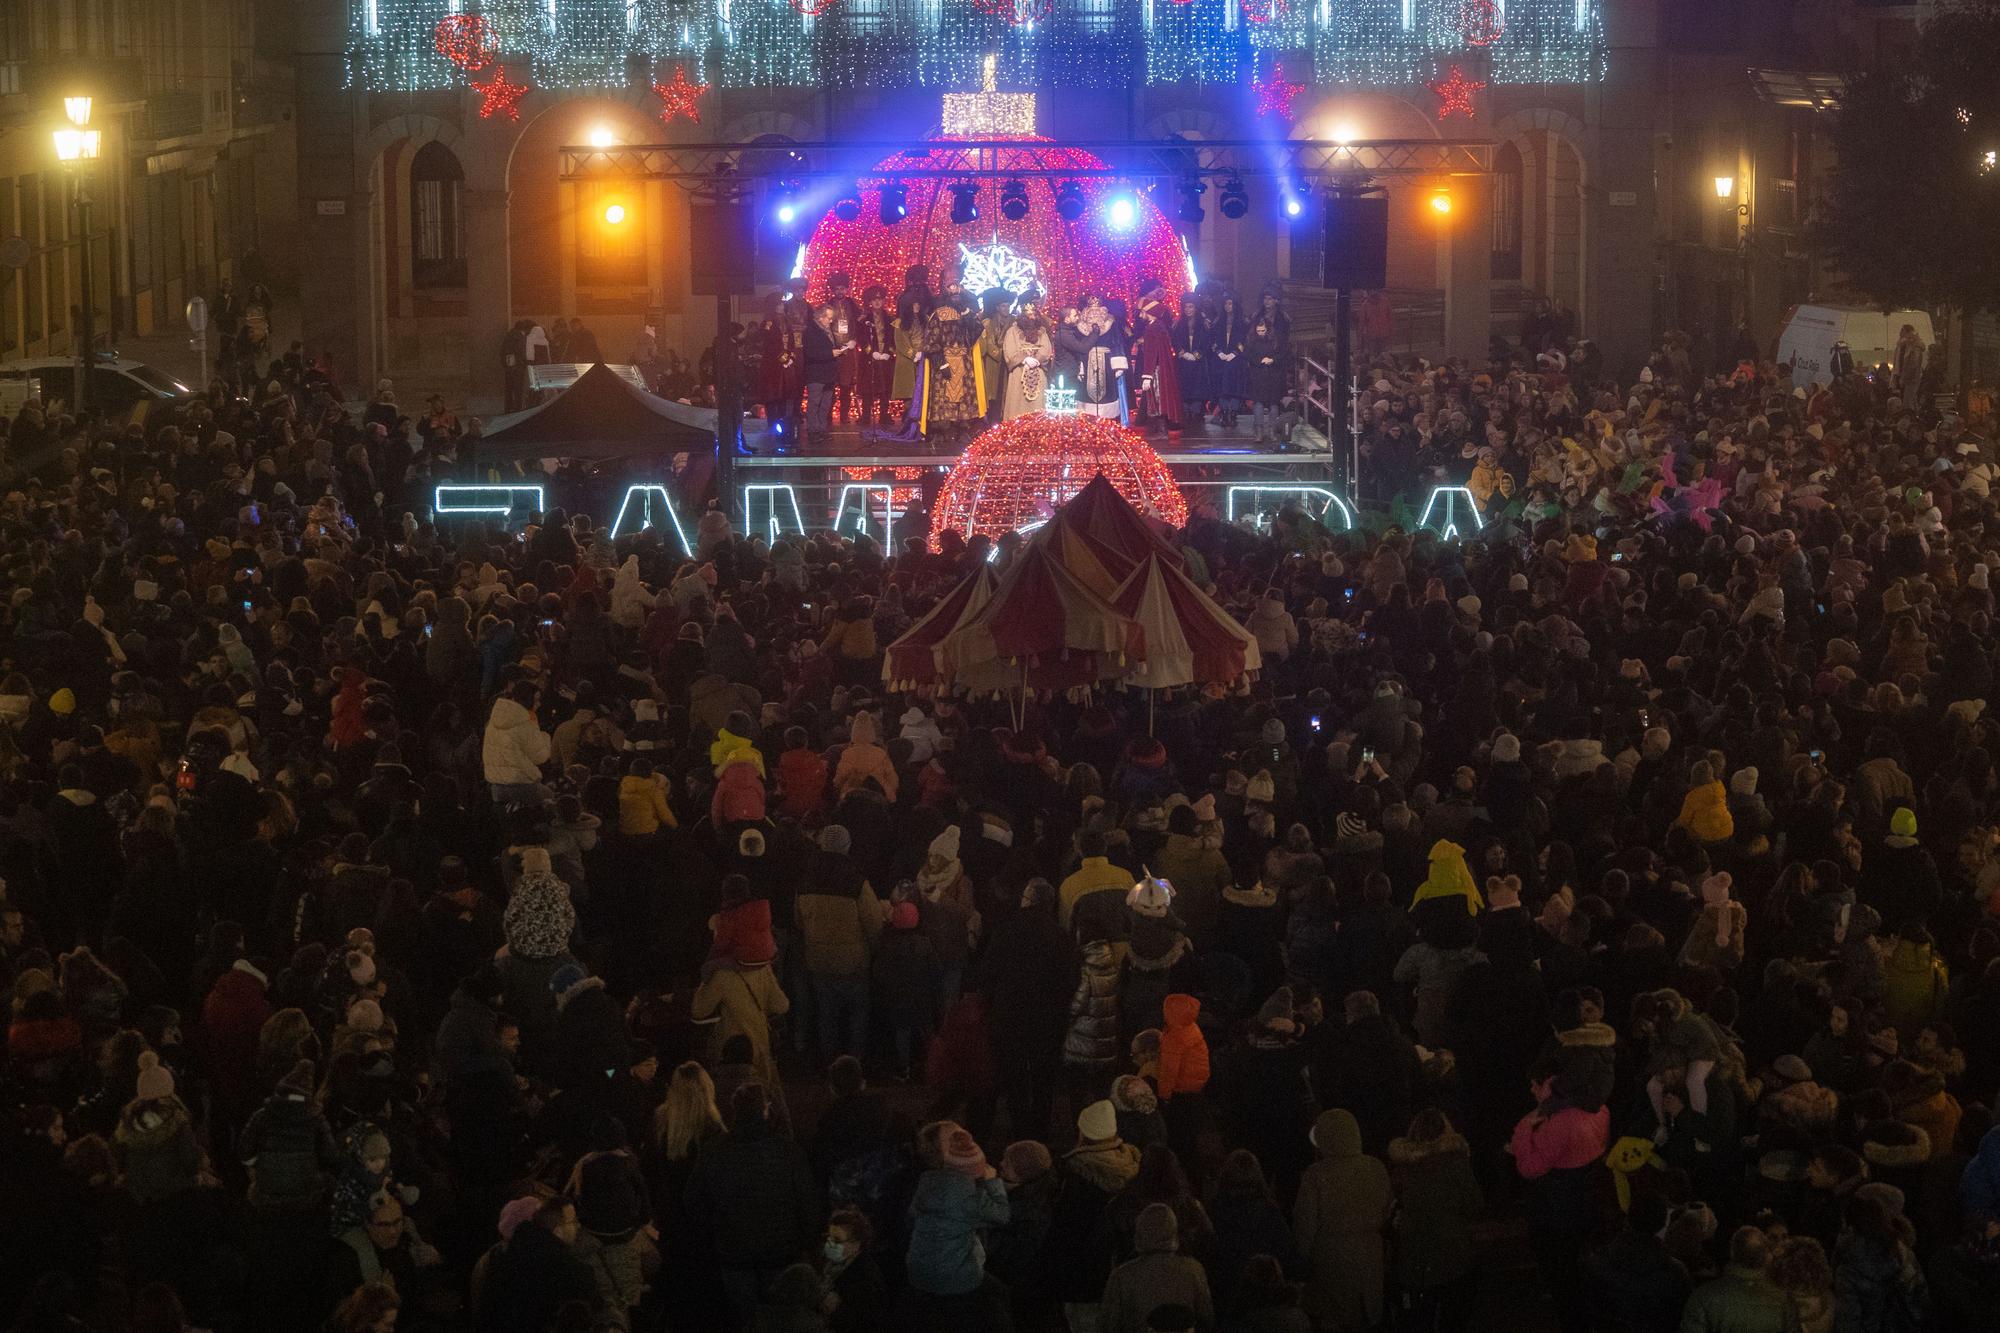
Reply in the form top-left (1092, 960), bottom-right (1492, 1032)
top-left (482, 696), bottom-right (551, 786)
top-left (1156, 993), bottom-right (1210, 1100)
top-left (1386, 1129), bottom-right (1483, 1290)
top-left (1293, 1109), bottom-right (1393, 1328)
top-left (905, 1169), bottom-right (1010, 1296)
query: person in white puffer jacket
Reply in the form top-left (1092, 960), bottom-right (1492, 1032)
top-left (482, 681), bottom-right (552, 803)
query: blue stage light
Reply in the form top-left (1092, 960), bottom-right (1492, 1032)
top-left (1284, 197), bottom-right (1304, 219)
top-left (1106, 194), bottom-right (1138, 231)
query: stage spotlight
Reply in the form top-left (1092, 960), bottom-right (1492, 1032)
top-left (833, 190), bottom-right (862, 222)
top-left (1054, 179), bottom-right (1086, 222)
top-left (602, 202), bottom-right (627, 226)
top-left (1429, 187), bottom-right (1454, 215)
top-left (949, 180), bottom-right (980, 225)
top-left (1284, 196), bottom-right (1304, 219)
top-left (1000, 179), bottom-right (1030, 221)
top-left (1218, 177), bottom-right (1249, 220)
top-left (879, 182), bottom-right (909, 225)
top-left (772, 181), bottom-right (802, 228)
top-left (1177, 179), bottom-right (1207, 225)
top-left (1106, 192), bottom-right (1139, 231)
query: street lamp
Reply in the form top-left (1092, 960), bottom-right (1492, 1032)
top-left (1713, 175), bottom-right (1735, 200)
top-left (53, 96), bottom-right (101, 416)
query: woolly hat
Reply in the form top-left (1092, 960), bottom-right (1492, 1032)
top-left (346, 998), bottom-right (385, 1033)
top-left (1730, 768), bottom-right (1758, 796)
top-left (890, 901), bottom-right (920, 930)
top-left (1335, 811), bottom-right (1369, 841)
top-left (277, 1058), bottom-right (317, 1098)
top-left (1255, 985), bottom-right (1296, 1032)
top-left (355, 1124), bottom-right (392, 1164)
top-left (1491, 732), bottom-right (1521, 764)
top-left (346, 950), bottom-right (377, 987)
top-left (1077, 1098), bottom-right (1119, 1141)
top-left (1260, 718), bottom-right (1286, 746)
top-left (1642, 727), bottom-right (1672, 760)
top-left (1134, 1202), bottom-right (1179, 1253)
top-left (1002, 1139), bottom-right (1053, 1183)
top-left (497, 1196), bottom-right (542, 1241)
top-left (817, 824), bottom-right (852, 855)
top-left (134, 1050), bottom-right (175, 1102)
top-left (1127, 873), bottom-right (1174, 918)
top-left (928, 826), bottom-right (962, 863)
top-left (1110, 1073), bottom-right (1159, 1115)
top-left (1457, 595), bottom-right (1482, 618)
top-left (48, 688), bottom-right (75, 716)
top-left (1891, 807), bottom-right (1917, 838)
top-left (549, 961), bottom-right (588, 998)
top-left (939, 1124), bottom-right (988, 1177)
top-left (738, 827), bottom-right (766, 858)
top-left (1508, 573), bottom-right (1530, 593)
top-left (1770, 1054), bottom-right (1813, 1085)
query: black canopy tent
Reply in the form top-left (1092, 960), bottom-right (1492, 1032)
top-left (476, 361), bottom-right (718, 463)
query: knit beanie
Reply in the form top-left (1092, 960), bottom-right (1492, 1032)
top-left (928, 825), bottom-right (962, 863)
top-left (134, 1050), bottom-right (175, 1102)
top-left (890, 901), bottom-right (920, 930)
top-left (346, 950), bottom-right (377, 987)
top-left (278, 1058), bottom-right (317, 1098)
top-left (1077, 1099), bottom-right (1118, 1141)
top-left (1255, 985), bottom-right (1296, 1033)
top-left (738, 828), bottom-right (766, 858)
top-left (1111, 1073), bottom-right (1159, 1115)
top-left (817, 824), bottom-right (852, 855)
top-left (1134, 1202), bottom-right (1179, 1253)
top-left (1890, 807), bottom-right (1918, 838)
top-left (1260, 718), bottom-right (1285, 747)
top-left (1001, 1140), bottom-right (1052, 1183)
top-left (1335, 811), bottom-right (1368, 841)
top-left (1491, 732), bottom-right (1521, 764)
top-left (1730, 768), bottom-right (1759, 796)
top-left (940, 1125), bottom-right (987, 1177)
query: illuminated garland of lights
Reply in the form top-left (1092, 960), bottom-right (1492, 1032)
top-left (653, 66), bottom-right (709, 122)
top-left (1252, 62), bottom-right (1304, 116)
top-left (1427, 63), bottom-right (1483, 118)
top-left (473, 63), bottom-right (532, 120)
top-left (801, 140), bottom-right (1190, 316)
top-left (930, 414), bottom-right (1188, 550)
top-left (346, 0), bottom-right (1603, 89)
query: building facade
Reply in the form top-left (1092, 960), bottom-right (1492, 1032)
top-left (0, 0), bottom-right (294, 365)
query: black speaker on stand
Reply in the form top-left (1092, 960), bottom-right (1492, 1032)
top-left (1319, 193), bottom-right (1388, 500)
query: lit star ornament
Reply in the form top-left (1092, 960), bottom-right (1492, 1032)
top-left (957, 241), bottom-right (1043, 302)
top-left (472, 64), bottom-right (530, 121)
top-left (1253, 65), bottom-right (1304, 118)
top-left (1427, 65), bottom-right (1486, 120)
top-left (653, 68), bottom-right (708, 124)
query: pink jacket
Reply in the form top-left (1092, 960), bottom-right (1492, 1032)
top-left (711, 760), bottom-right (768, 825)
top-left (1510, 1104), bottom-right (1610, 1179)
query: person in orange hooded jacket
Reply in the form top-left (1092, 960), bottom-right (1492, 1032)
top-left (1157, 993), bottom-right (1210, 1101)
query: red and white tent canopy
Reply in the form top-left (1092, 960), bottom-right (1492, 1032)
top-left (1111, 551), bottom-right (1262, 689)
top-left (1057, 473), bottom-right (1186, 570)
top-left (940, 538), bottom-right (1145, 693)
top-left (881, 565), bottom-right (994, 690)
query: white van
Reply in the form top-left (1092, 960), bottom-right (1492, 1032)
top-left (1776, 304), bottom-right (1934, 387)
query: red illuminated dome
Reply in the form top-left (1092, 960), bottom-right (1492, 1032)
top-left (930, 414), bottom-right (1189, 550)
top-left (802, 140), bottom-right (1191, 312)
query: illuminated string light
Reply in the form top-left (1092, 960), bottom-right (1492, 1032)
top-left (931, 415), bottom-right (1188, 550)
top-left (471, 63), bottom-right (531, 120)
top-left (1253, 62), bottom-right (1303, 116)
top-left (346, 0), bottom-right (1603, 90)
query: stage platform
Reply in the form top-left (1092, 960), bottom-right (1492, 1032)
top-left (734, 416), bottom-right (1331, 465)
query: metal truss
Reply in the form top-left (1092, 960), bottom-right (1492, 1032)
top-left (560, 138), bottom-right (1493, 184)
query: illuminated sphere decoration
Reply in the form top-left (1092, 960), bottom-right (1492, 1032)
top-left (930, 414), bottom-right (1189, 550)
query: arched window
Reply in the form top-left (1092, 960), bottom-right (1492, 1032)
top-left (1491, 140), bottom-right (1523, 282)
top-left (410, 140), bottom-right (466, 288)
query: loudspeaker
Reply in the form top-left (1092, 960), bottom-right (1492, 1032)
top-left (1321, 195), bottom-right (1389, 291)
top-left (689, 201), bottom-right (756, 296)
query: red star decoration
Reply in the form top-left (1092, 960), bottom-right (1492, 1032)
top-left (471, 63), bottom-right (529, 121)
top-left (1427, 64), bottom-right (1486, 119)
top-left (653, 68), bottom-right (709, 124)
top-left (1253, 65), bottom-right (1303, 119)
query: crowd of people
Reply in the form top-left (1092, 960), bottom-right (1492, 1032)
top-left (5, 298), bottom-right (2000, 1333)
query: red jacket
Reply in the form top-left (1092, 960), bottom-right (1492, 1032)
top-left (711, 760), bottom-right (769, 826)
top-left (201, 965), bottom-right (274, 1099)
top-left (774, 747), bottom-right (829, 819)
top-left (1157, 993), bottom-right (1210, 1100)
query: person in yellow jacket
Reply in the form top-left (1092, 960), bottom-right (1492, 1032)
top-left (1672, 760), bottom-right (1734, 844)
top-left (1468, 448), bottom-right (1516, 511)
top-left (617, 757), bottom-right (678, 836)
top-left (1410, 840), bottom-right (1482, 916)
